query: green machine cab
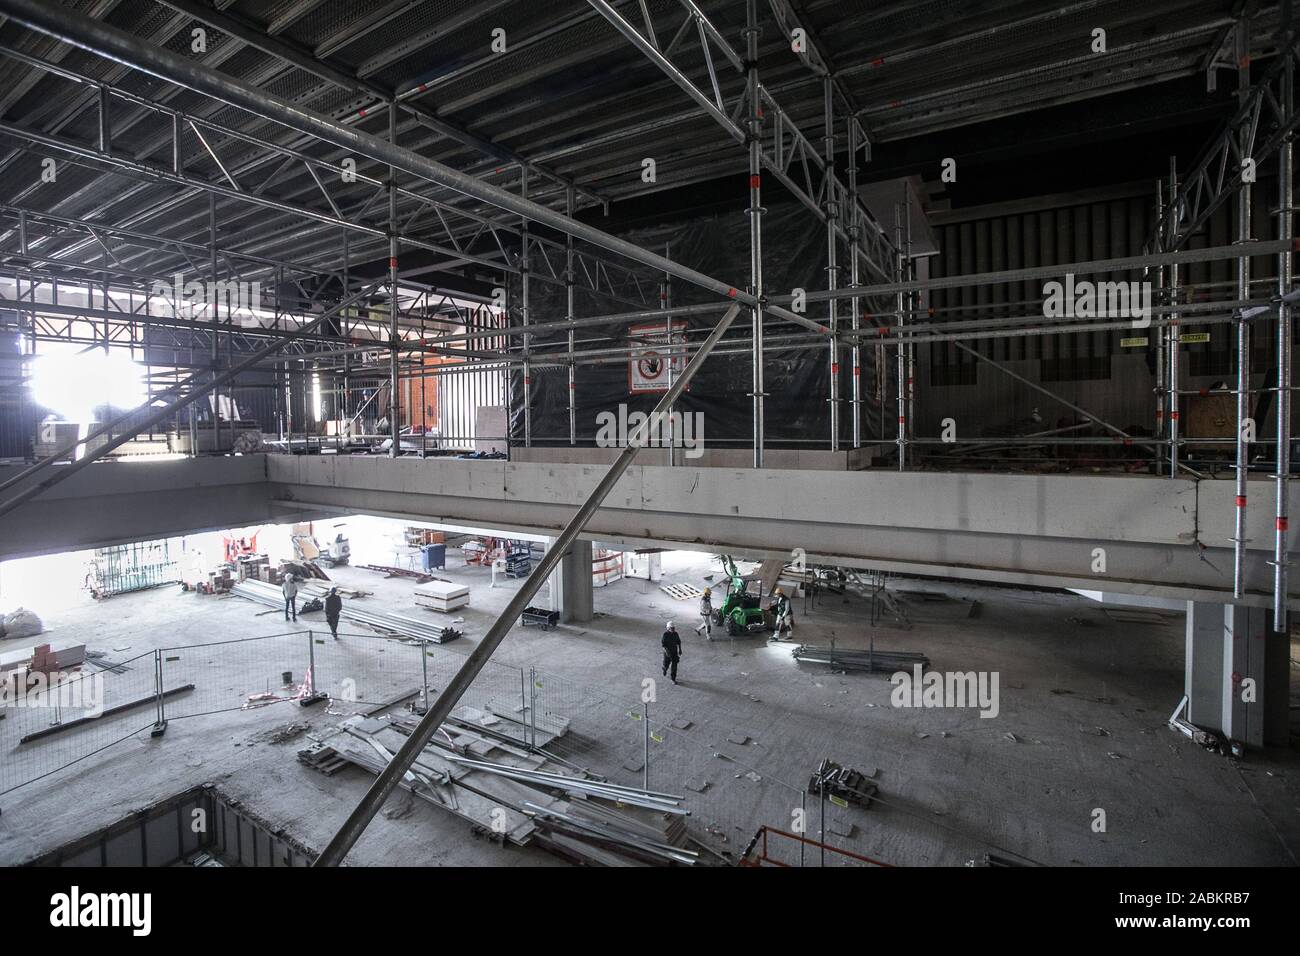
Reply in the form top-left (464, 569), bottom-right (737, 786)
top-left (715, 555), bottom-right (769, 636)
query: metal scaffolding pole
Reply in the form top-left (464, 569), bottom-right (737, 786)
top-left (1154, 181), bottom-right (1167, 456)
top-left (664, 242), bottom-right (675, 468)
top-left (1168, 158), bottom-right (1181, 477)
top-left (848, 124), bottom-right (862, 450)
top-left (521, 168), bottom-right (532, 448)
top-left (1234, 23), bottom-right (1254, 600)
top-left (895, 204), bottom-right (906, 470)
top-left (824, 76), bottom-right (840, 453)
top-left (566, 184), bottom-right (577, 446)
top-left (314, 302), bottom-right (742, 867)
top-left (388, 102), bottom-right (400, 458)
top-left (746, 0), bottom-right (764, 468)
top-left (1274, 46), bottom-right (1295, 627)
top-left (208, 191), bottom-right (220, 456)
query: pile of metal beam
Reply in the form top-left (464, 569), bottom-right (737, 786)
top-left (790, 642), bottom-right (929, 673)
top-left (231, 579), bottom-right (462, 642)
top-left (303, 712), bottom-right (695, 866)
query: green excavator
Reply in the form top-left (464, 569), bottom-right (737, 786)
top-left (714, 555), bottom-right (769, 636)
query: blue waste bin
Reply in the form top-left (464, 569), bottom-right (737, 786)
top-left (421, 543), bottom-right (446, 571)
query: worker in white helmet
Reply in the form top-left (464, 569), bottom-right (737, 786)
top-left (695, 587), bottom-right (713, 639)
top-left (771, 588), bottom-right (793, 640)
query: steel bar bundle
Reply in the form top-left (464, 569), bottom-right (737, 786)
top-left (790, 643), bottom-right (929, 673)
top-left (231, 579), bottom-right (461, 642)
top-left (440, 753), bottom-right (687, 814)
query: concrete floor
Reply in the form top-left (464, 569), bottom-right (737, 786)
top-left (1, 547), bottom-right (1297, 867)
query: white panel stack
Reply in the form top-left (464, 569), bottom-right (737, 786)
top-left (413, 580), bottom-right (470, 612)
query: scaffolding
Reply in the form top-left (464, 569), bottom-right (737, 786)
top-left (0, 1), bottom-right (1294, 604)
top-left (84, 540), bottom-right (177, 600)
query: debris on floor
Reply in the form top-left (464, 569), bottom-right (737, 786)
top-left (808, 758), bottom-right (878, 808)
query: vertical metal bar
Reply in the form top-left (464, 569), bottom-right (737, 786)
top-left (848, 124), bottom-right (861, 450)
top-left (97, 82), bottom-right (109, 153)
top-left (895, 203), bottom-right (906, 470)
top-left (521, 169), bottom-right (532, 447)
top-left (519, 668), bottom-right (528, 741)
top-left (799, 790), bottom-right (807, 867)
top-left (1274, 48), bottom-right (1295, 627)
top-left (664, 242), bottom-right (675, 467)
top-left (642, 700), bottom-right (649, 791)
top-left (566, 185), bottom-right (577, 446)
top-left (388, 102), bottom-right (400, 458)
top-left (529, 665), bottom-right (537, 748)
top-left (1168, 157), bottom-right (1181, 477)
top-left (170, 110), bottom-right (180, 174)
top-left (1235, 26), bottom-right (1254, 600)
top-left (419, 639), bottom-right (429, 714)
top-left (1155, 182), bottom-right (1166, 456)
top-left (746, 0), bottom-right (764, 468)
top-left (905, 183), bottom-right (916, 446)
top-left (209, 192), bottom-right (219, 456)
top-left (824, 76), bottom-right (839, 453)
top-left (152, 648), bottom-right (165, 733)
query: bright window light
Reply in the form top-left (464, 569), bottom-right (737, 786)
top-left (30, 350), bottom-right (145, 422)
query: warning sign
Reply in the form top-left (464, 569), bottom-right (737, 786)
top-left (629, 319), bottom-right (688, 393)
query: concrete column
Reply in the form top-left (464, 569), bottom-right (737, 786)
top-left (549, 538), bottom-right (593, 623)
top-left (1185, 602), bottom-right (1288, 747)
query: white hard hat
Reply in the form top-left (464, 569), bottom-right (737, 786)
top-left (666, 620), bottom-right (675, 629)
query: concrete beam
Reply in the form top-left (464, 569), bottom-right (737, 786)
top-left (0, 456), bottom-right (273, 559)
top-left (267, 455), bottom-right (1300, 607)
top-left (6, 453), bottom-right (1300, 609)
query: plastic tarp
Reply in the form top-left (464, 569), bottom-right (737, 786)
top-left (507, 200), bottom-right (895, 450)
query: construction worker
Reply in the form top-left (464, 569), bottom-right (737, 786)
top-left (324, 586), bottom-right (342, 640)
top-left (694, 588), bottom-right (713, 639)
top-left (282, 573), bottom-right (299, 622)
top-left (771, 588), bottom-right (793, 639)
top-left (661, 621), bottom-right (683, 684)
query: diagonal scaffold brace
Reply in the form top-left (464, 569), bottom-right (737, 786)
top-left (313, 302), bottom-right (741, 866)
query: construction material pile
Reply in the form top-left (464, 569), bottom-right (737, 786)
top-left (0, 606), bottom-right (43, 639)
top-left (231, 579), bottom-right (460, 642)
top-left (791, 642), bottom-right (929, 673)
top-left (300, 709), bottom-right (694, 866)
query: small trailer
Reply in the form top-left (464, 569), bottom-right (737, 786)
top-left (520, 606), bottom-right (559, 630)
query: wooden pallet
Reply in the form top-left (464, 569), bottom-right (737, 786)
top-left (660, 583), bottom-right (704, 600)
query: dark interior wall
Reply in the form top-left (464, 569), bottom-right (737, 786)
top-left (508, 200), bottom-right (896, 449)
top-left (919, 171), bottom-right (1295, 443)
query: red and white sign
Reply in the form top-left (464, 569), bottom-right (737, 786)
top-left (628, 319), bottom-right (688, 393)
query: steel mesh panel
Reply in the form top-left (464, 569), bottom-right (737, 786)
top-left (327, 0), bottom-right (468, 72)
top-left (282, 0), bottom-right (371, 49)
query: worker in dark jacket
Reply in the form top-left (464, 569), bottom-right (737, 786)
top-left (324, 587), bottom-right (342, 640)
top-left (661, 621), bottom-right (683, 684)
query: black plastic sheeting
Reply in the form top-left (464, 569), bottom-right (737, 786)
top-left (507, 201), bottom-right (895, 450)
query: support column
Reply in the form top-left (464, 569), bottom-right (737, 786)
top-left (551, 538), bottom-right (593, 624)
top-left (1185, 601), bottom-right (1288, 747)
